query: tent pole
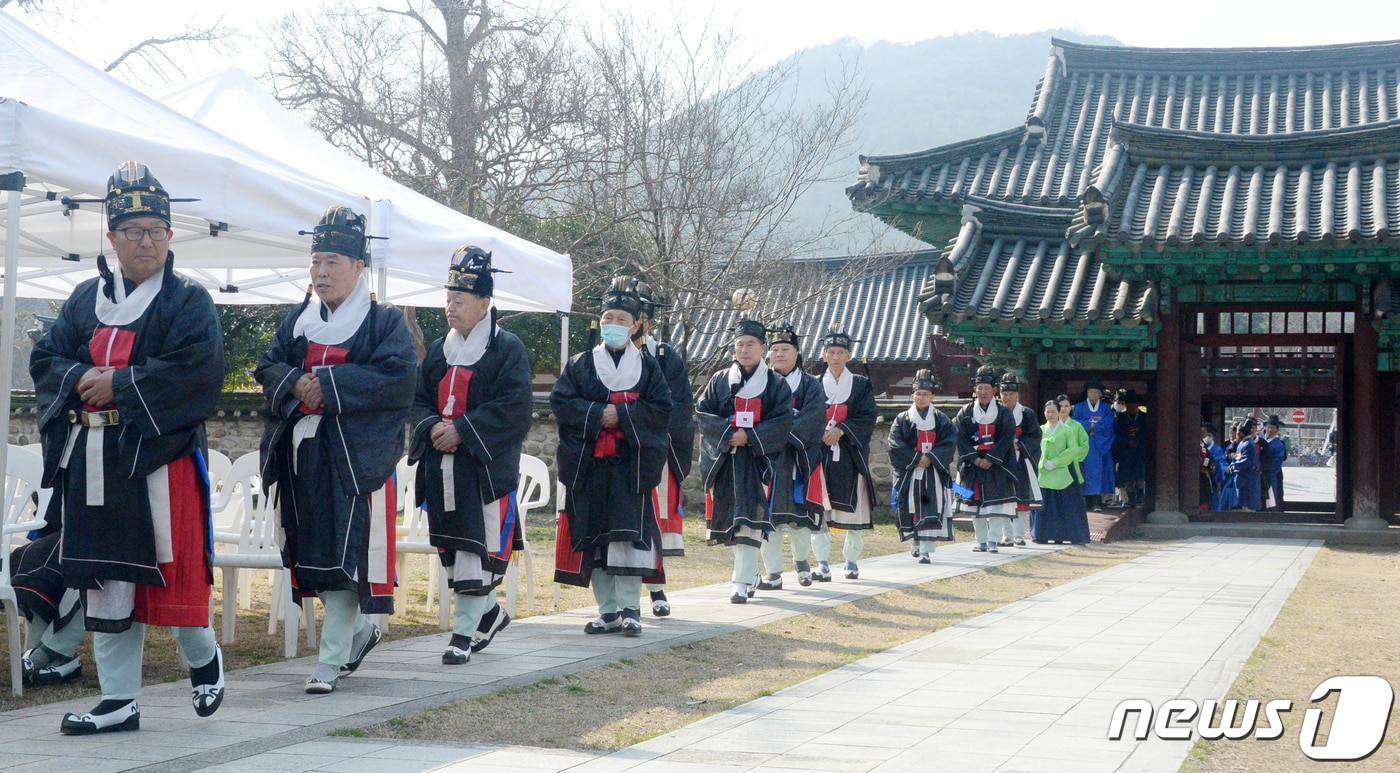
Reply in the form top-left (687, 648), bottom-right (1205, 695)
top-left (1, 174), bottom-right (25, 481)
top-left (559, 312), bottom-right (569, 371)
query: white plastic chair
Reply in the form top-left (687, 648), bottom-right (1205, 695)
top-left (504, 454), bottom-right (548, 616)
top-left (3, 445), bottom-right (48, 696)
top-left (205, 449), bottom-right (233, 503)
top-left (209, 452), bottom-right (313, 657)
top-left (395, 457), bottom-right (451, 628)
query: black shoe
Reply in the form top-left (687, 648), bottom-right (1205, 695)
top-left (340, 622), bottom-right (382, 676)
top-left (443, 633), bottom-right (472, 665)
top-left (23, 646), bottom-right (82, 687)
top-left (584, 613), bottom-right (622, 634)
top-left (730, 583), bottom-right (749, 604)
top-left (813, 561), bottom-right (832, 582)
top-left (471, 604), bottom-right (511, 653)
top-left (650, 589), bottom-right (671, 617)
top-left (190, 646), bottom-right (225, 718)
top-left (795, 560), bottom-right (813, 587)
top-left (843, 562), bottom-right (859, 580)
top-left (620, 609), bottom-right (642, 637)
top-left (757, 573), bottom-right (784, 591)
top-left (918, 554), bottom-right (931, 564)
top-left (61, 700), bottom-right (139, 735)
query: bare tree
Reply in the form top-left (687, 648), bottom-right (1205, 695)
top-left (267, 1), bottom-right (586, 222)
top-left (567, 11), bottom-right (876, 376)
top-left (2, 1), bottom-right (237, 84)
top-left (104, 21), bottom-right (238, 82)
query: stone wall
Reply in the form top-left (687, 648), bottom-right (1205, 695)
top-left (9, 394), bottom-right (911, 511)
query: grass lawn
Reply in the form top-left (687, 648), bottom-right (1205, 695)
top-left (1180, 545), bottom-right (1400, 772)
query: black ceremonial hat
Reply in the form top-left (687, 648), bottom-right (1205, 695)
top-left (732, 317), bottom-right (768, 343)
top-left (304, 206), bottom-right (369, 264)
top-left (767, 320), bottom-right (802, 348)
top-left (636, 280), bottom-right (667, 318)
top-left (998, 372), bottom-right (1023, 392)
top-left (105, 161), bottom-right (170, 229)
top-left (1266, 414), bottom-right (1284, 427)
top-left (912, 368), bottom-right (938, 393)
top-left (1201, 422), bottom-right (1217, 434)
top-left (446, 245), bottom-right (509, 296)
top-left (822, 324), bottom-right (858, 351)
top-left (972, 365), bottom-right (1000, 386)
top-left (600, 276), bottom-right (645, 317)
top-left (1084, 377), bottom-right (1107, 392)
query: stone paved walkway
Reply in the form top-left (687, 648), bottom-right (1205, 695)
top-left (0, 541), bottom-right (1071, 772)
top-left (209, 536), bottom-right (1320, 773)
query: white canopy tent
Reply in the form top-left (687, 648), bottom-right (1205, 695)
top-left (0, 11), bottom-right (573, 482)
top-left (147, 68), bottom-right (573, 315)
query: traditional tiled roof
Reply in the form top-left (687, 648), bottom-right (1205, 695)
top-left (683, 254), bottom-right (937, 363)
top-left (850, 38), bottom-right (1400, 218)
top-left (921, 199), bottom-right (1156, 340)
top-left (1069, 120), bottom-right (1400, 252)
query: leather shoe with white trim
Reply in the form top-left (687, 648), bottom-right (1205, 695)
top-left (471, 604), bottom-right (510, 652)
top-left (340, 622), bottom-right (381, 676)
top-left (61, 700), bottom-right (139, 735)
top-left (190, 645), bottom-right (225, 717)
top-left (443, 633), bottom-right (473, 665)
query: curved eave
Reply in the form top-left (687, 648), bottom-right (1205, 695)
top-left (1053, 36), bottom-right (1400, 75)
top-left (1115, 120), bottom-right (1400, 167)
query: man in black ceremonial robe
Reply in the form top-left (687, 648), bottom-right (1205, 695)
top-left (955, 365), bottom-right (1019, 552)
top-left (757, 321), bottom-right (827, 588)
top-left (632, 283), bottom-right (694, 618)
top-left (256, 207), bottom-right (416, 694)
top-left (31, 162), bottom-right (225, 734)
top-left (696, 317), bottom-right (793, 603)
top-left (551, 278), bottom-right (672, 636)
top-left (409, 246), bottom-right (532, 665)
top-left (810, 326), bottom-right (878, 581)
top-left (888, 369), bottom-right (956, 563)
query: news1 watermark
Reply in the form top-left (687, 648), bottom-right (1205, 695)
top-left (1108, 676), bottom-right (1394, 761)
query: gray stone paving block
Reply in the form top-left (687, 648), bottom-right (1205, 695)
top-left (315, 759), bottom-right (443, 773)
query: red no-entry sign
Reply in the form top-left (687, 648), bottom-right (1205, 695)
top-left (1292, 409), bottom-right (1306, 423)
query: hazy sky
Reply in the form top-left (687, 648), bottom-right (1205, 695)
top-left (16, 0), bottom-right (1400, 85)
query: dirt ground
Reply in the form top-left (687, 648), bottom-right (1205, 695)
top-left (1181, 545), bottom-right (1400, 773)
top-left (363, 540), bottom-right (1160, 750)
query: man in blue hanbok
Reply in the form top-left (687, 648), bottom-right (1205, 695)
top-left (1264, 415), bottom-right (1288, 512)
top-left (1071, 378), bottom-right (1115, 509)
top-left (1230, 418), bottom-right (1263, 511)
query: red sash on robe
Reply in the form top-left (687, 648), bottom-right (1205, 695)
top-left (732, 396), bottom-right (763, 427)
top-left (438, 365), bottom-right (472, 419)
top-left (977, 423), bottom-right (996, 453)
top-left (826, 403), bottom-right (848, 426)
top-left (917, 429), bottom-right (938, 455)
top-left (300, 342), bottom-right (350, 414)
top-left (90, 327), bottom-right (210, 625)
top-left (594, 391), bottom-right (639, 457)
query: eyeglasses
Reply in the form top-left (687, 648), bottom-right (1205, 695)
top-left (116, 227), bottom-right (171, 242)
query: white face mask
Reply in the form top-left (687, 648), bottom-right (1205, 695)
top-left (600, 324), bottom-right (632, 348)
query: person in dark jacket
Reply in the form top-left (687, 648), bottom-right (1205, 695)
top-left (408, 246), bottom-right (531, 665)
top-left (257, 207), bottom-right (417, 694)
top-left (955, 366), bottom-right (1018, 552)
